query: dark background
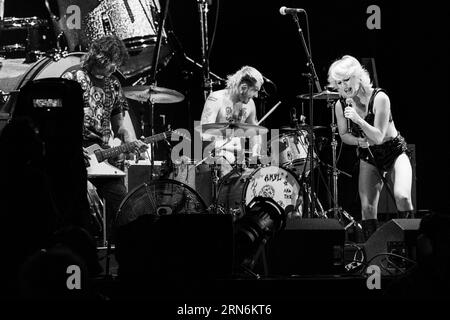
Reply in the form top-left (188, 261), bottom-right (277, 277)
top-left (3, 0), bottom-right (450, 215)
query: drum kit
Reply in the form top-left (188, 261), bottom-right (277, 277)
top-left (0, 0), bottom-right (360, 246)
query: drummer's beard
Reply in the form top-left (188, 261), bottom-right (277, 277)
top-left (238, 90), bottom-right (251, 104)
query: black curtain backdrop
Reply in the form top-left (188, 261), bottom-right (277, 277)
top-left (4, 0), bottom-right (450, 213)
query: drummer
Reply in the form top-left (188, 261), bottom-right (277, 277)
top-left (199, 66), bottom-right (264, 176)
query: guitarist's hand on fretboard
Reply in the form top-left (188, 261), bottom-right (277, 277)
top-left (132, 139), bottom-right (150, 153)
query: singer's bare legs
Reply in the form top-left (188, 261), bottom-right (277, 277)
top-left (359, 153), bottom-right (413, 220)
top-left (359, 160), bottom-right (384, 220)
top-left (388, 153), bottom-right (414, 211)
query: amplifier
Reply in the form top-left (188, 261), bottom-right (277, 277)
top-left (124, 160), bottom-right (168, 192)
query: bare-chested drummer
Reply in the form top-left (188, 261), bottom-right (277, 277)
top-left (199, 66), bottom-right (264, 176)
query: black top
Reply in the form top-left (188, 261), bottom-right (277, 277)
top-left (341, 88), bottom-right (392, 138)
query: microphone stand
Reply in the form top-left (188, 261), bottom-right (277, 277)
top-left (289, 12), bottom-right (321, 218)
top-left (146, 0), bottom-right (170, 180)
top-left (197, 0), bottom-right (213, 101)
top-left (327, 99), bottom-right (361, 230)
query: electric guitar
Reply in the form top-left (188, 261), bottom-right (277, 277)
top-left (86, 130), bottom-right (180, 178)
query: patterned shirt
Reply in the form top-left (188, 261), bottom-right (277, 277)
top-left (62, 68), bottom-right (129, 146)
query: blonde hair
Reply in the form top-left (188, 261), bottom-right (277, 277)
top-left (226, 66), bottom-right (264, 91)
top-left (327, 55), bottom-right (373, 92)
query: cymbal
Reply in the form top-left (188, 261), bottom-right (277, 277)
top-left (0, 17), bottom-right (48, 30)
top-left (280, 125), bottom-right (327, 131)
top-left (196, 122), bottom-right (268, 137)
top-left (297, 90), bottom-right (340, 100)
top-left (122, 85), bottom-right (185, 103)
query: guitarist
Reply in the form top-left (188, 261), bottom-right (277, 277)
top-left (62, 36), bottom-right (148, 241)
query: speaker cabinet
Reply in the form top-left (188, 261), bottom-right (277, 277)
top-left (364, 219), bottom-right (421, 275)
top-left (378, 144), bottom-right (417, 216)
top-left (267, 219), bottom-right (345, 276)
top-left (124, 161), bottom-right (168, 192)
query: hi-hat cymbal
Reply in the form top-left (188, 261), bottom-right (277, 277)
top-left (297, 90), bottom-right (340, 100)
top-left (122, 85), bottom-right (185, 103)
top-left (196, 122), bottom-right (268, 137)
top-left (280, 125), bottom-right (327, 131)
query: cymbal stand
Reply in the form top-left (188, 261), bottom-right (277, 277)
top-left (195, 137), bottom-right (233, 214)
top-left (327, 99), bottom-right (361, 230)
top-left (197, 0), bottom-right (213, 100)
top-left (294, 126), bottom-right (326, 218)
top-left (146, 0), bottom-right (170, 180)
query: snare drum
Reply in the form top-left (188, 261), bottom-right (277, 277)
top-left (217, 165), bottom-right (303, 219)
top-left (270, 131), bottom-right (318, 177)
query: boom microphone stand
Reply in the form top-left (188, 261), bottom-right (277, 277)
top-left (288, 11), bottom-right (322, 217)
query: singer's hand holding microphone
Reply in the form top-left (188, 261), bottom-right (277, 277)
top-left (356, 137), bottom-right (370, 148)
top-left (344, 98), bottom-right (362, 128)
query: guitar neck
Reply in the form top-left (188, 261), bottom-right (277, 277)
top-left (96, 131), bottom-right (171, 162)
top-left (142, 131), bottom-right (171, 144)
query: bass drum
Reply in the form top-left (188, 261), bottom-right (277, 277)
top-left (11, 52), bottom-right (86, 90)
top-left (1, 53), bottom-right (88, 119)
top-left (3, 52), bottom-right (137, 138)
top-left (217, 166), bottom-right (303, 220)
top-left (115, 179), bottom-right (208, 228)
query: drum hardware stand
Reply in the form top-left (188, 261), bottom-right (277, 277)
top-left (327, 99), bottom-right (361, 230)
top-left (169, 28), bottom-right (226, 88)
top-left (287, 10), bottom-right (322, 217)
top-left (44, 0), bottom-right (69, 57)
top-left (195, 137), bottom-right (232, 214)
top-left (299, 175), bottom-right (327, 219)
top-left (291, 116), bottom-right (326, 218)
top-left (146, 0), bottom-right (170, 181)
top-left (239, 238), bottom-right (269, 279)
top-left (197, 0), bottom-right (213, 100)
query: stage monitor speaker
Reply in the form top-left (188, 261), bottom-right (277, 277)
top-left (115, 213), bottom-right (234, 282)
top-left (11, 78), bottom-right (88, 227)
top-left (364, 219), bottom-right (421, 275)
top-left (378, 144), bottom-right (417, 217)
top-left (266, 218), bottom-right (345, 276)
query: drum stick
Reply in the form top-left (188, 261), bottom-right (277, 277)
top-left (257, 101), bottom-right (282, 125)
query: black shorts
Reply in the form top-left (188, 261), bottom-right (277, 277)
top-left (357, 133), bottom-right (409, 171)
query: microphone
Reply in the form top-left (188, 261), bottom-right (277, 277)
top-left (345, 98), bottom-right (353, 134)
top-left (262, 75), bottom-right (275, 85)
top-left (291, 107), bottom-right (298, 124)
top-left (262, 75), bottom-right (277, 93)
top-left (279, 6), bottom-right (306, 15)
